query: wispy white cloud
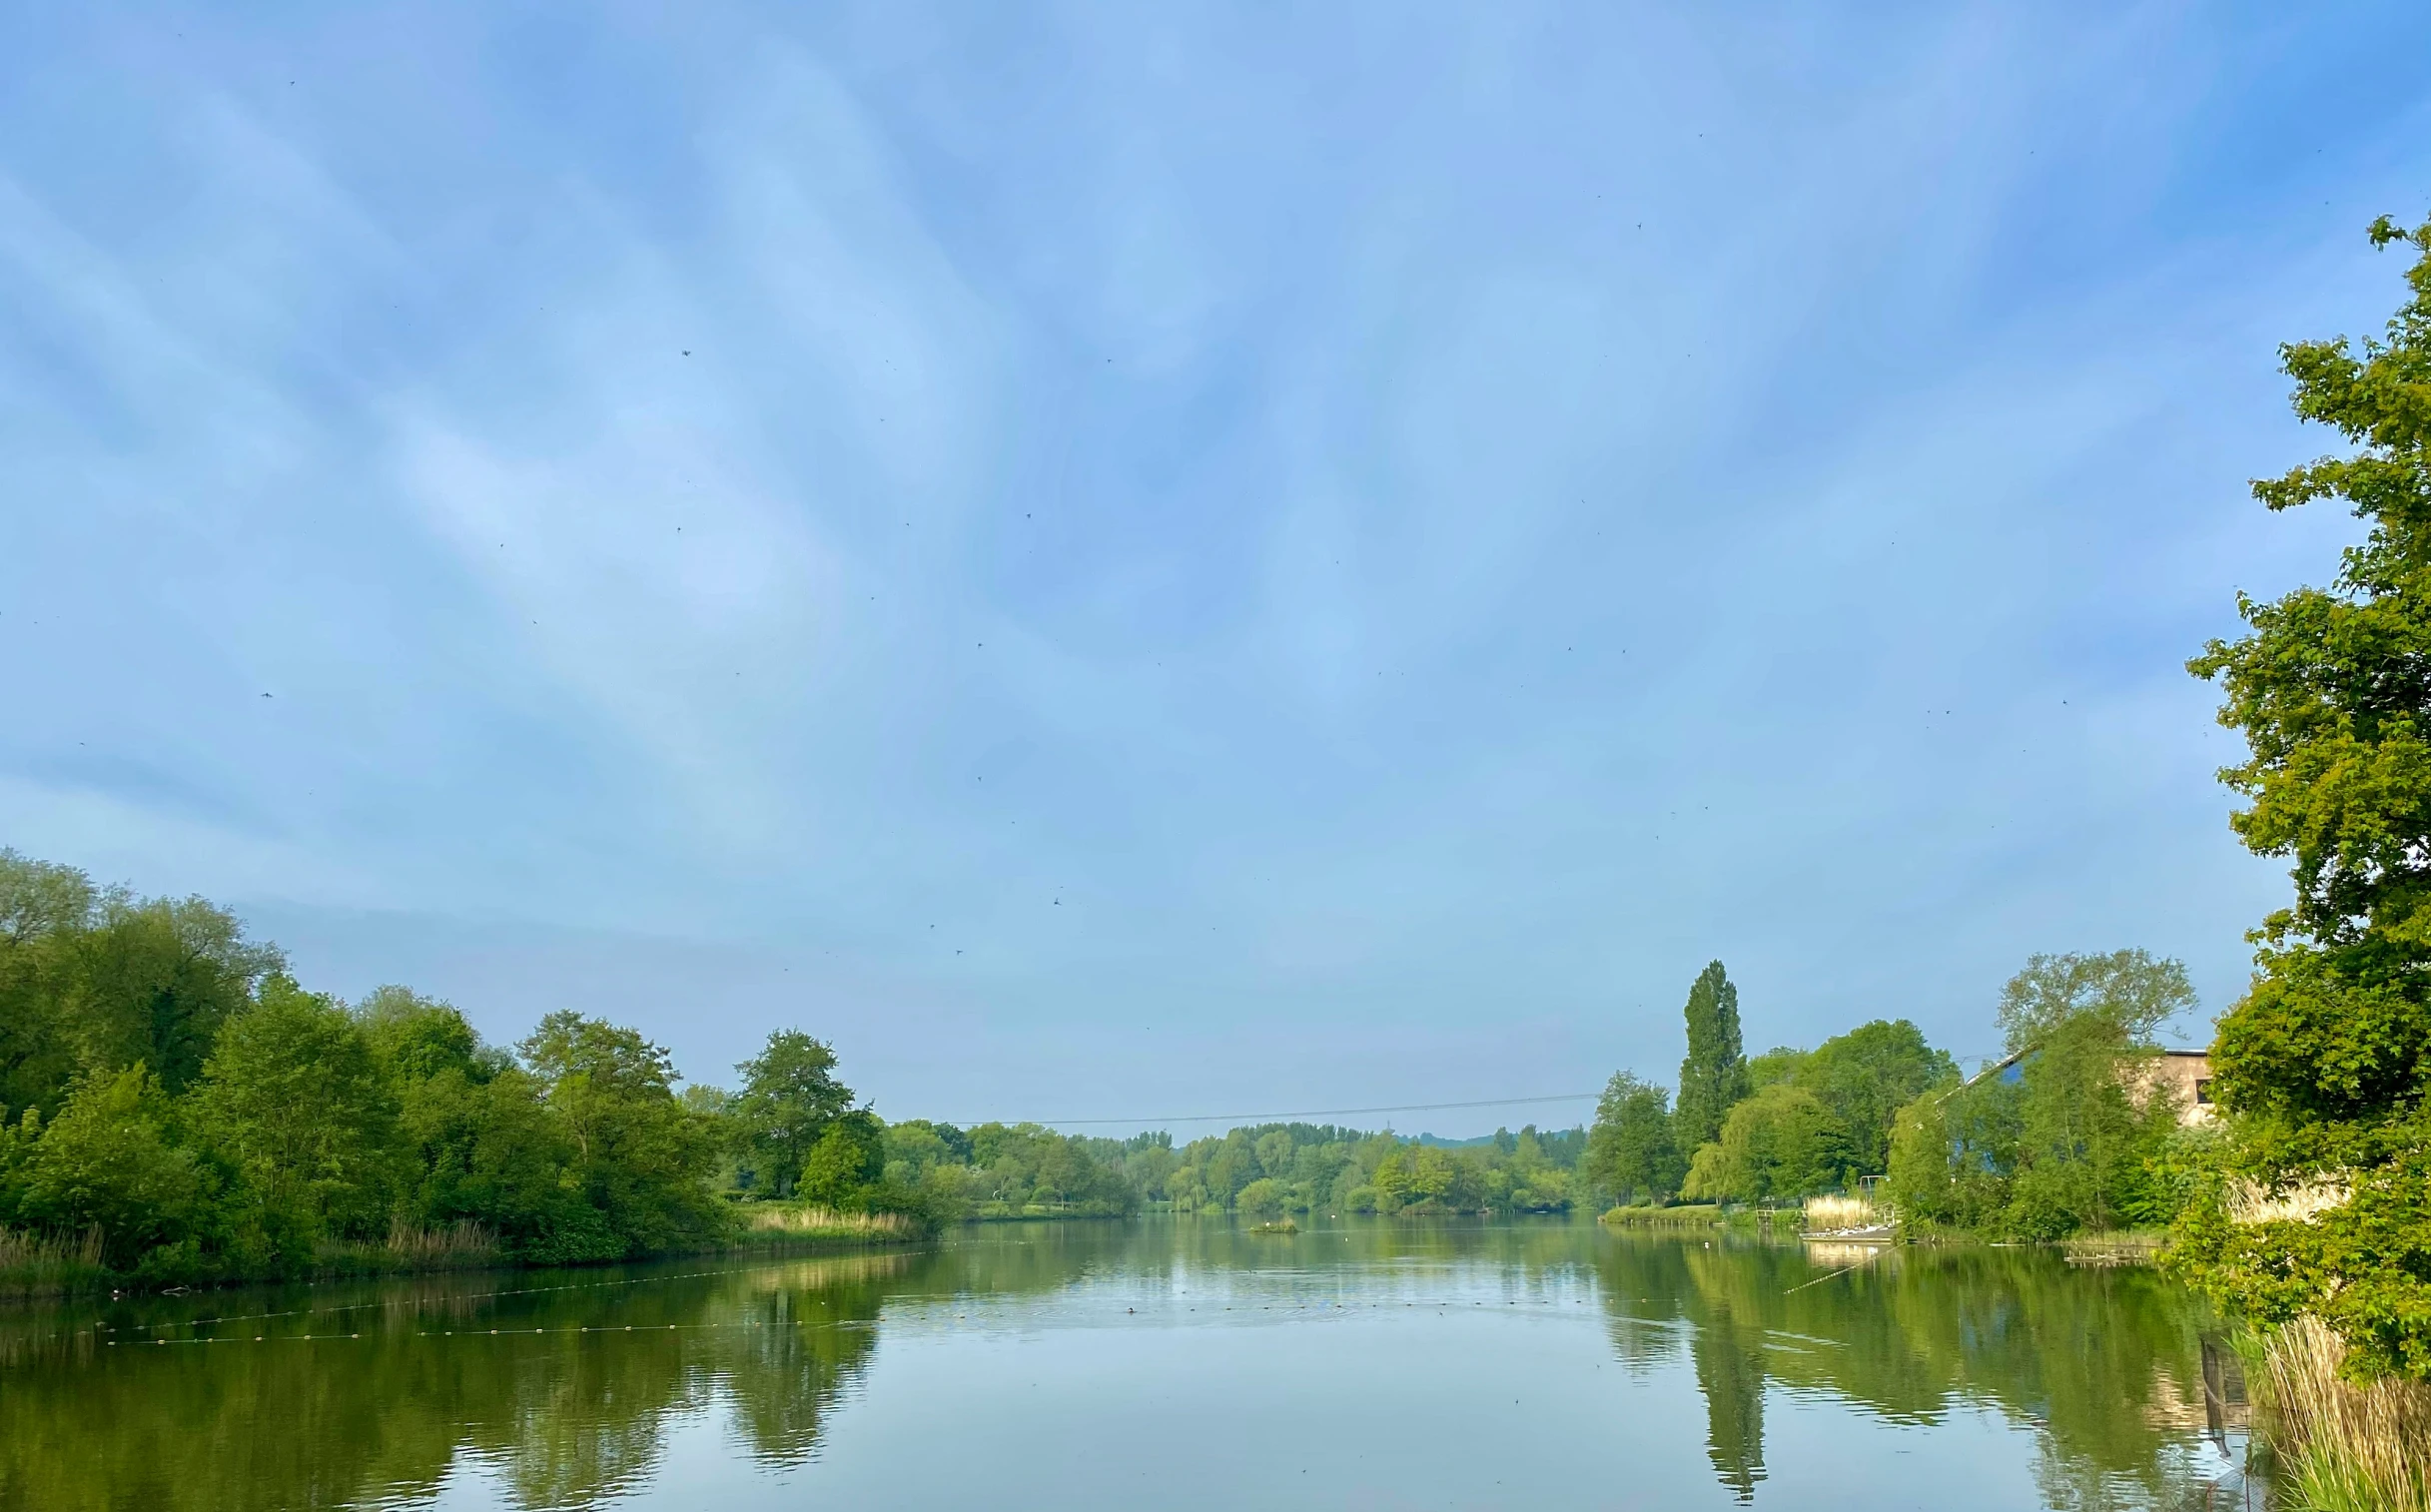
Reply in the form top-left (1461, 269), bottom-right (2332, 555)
top-left (3, 0), bottom-right (2427, 1116)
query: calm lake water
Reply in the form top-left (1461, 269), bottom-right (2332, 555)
top-left (0, 1218), bottom-right (2258, 1511)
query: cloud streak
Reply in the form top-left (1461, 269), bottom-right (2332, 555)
top-left (5, 1), bottom-right (2429, 1124)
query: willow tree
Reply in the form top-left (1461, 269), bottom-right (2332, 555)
top-left (2183, 216), bottom-right (2431, 1379)
top-left (1674, 961), bottom-right (1751, 1152)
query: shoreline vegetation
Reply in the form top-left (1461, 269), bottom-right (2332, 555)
top-left (0, 1205), bottom-right (931, 1304)
top-left (0, 845), bottom-right (2263, 1304)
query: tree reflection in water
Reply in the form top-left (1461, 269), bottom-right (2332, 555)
top-left (0, 1250), bottom-right (931, 1511)
top-left (1588, 1229), bottom-right (2228, 1510)
top-left (0, 1220), bottom-right (2232, 1511)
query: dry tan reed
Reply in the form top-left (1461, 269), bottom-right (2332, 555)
top-left (743, 1205), bottom-right (924, 1240)
top-left (2225, 1176), bottom-right (2350, 1226)
top-left (2250, 1316), bottom-right (2431, 1512)
top-left (1801, 1194), bottom-right (1877, 1230)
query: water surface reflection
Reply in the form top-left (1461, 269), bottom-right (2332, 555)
top-left (0, 1220), bottom-right (2249, 1511)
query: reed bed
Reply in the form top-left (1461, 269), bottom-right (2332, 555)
top-left (2250, 1315), bottom-right (2431, 1512)
top-left (0, 1224), bottom-right (107, 1299)
top-left (320, 1219), bottom-right (503, 1274)
top-left (741, 1205), bottom-right (927, 1242)
top-left (1801, 1194), bottom-right (1878, 1230)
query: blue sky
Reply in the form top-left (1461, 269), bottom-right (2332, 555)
top-left (4, 2), bottom-right (2428, 1133)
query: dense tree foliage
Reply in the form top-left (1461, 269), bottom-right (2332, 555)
top-left (1730, 1020), bottom-right (1955, 1178)
top-left (1684, 1084), bottom-right (1850, 1203)
top-left (730, 1031), bottom-right (854, 1197)
top-left (1592, 956), bottom-right (2192, 1234)
top-left (1, 854), bottom-right (279, 1121)
top-left (1888, 952), bottom-right (2190, 1238)
top-left (1583, 1072), bottom-right (1685, 1204)
top-left (0, 854), bottom-right (901, 1281)
top-left (1674, 962), bottom-right (1750, 1152)
top-left (195, 977), bottom-right (404, 1261)
top-left (1792, 1021), bottom-right (1957, 1175)
top-left (2178, 217), bottom-right (2431, 1380)
top-left (1608, 966), bottom-right (1951, 1209)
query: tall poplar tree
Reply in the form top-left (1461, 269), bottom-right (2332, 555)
top-left (1674, 961), bottom-right (1751, 1152)
top-left (2182, 216), bottom-right (2431, 1380)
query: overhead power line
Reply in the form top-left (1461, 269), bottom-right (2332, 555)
top-left (979, 1092), bottom-right (1604, 1129)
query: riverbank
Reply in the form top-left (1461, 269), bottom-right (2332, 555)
top-left (0, 1206), bottom-right (937, 1303)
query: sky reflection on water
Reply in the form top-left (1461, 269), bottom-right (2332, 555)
top-left (0, 1219), bottom-right (2252, 1511)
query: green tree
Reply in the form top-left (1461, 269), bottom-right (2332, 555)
top-left (2004, 1009), bottom-right (2178, 1239)
top-left (363, 989), bottom-right (592, 1258)
top-left (1798, 1020), bottom-right (1958, 1176)
top-left (1675, 961), bottom-right (1751, 1152)
top-left (1887, 1076), bottom-right (2023, 1232)
top-left (1253, 1129), bottom-right (1294, 1180)
top-left (1584, 1071), bottom-right (1686, 1204)
top-left (1684, 1084), bottom-right (1850, 1203)
top-left (520, 1012), bottom-right (723, 1254)
top-left (62, 893), bottom-right (282, 1097)
top-left (362, 986), bottom-right (503, 1083)
top-left (796, 1111), bottom-right (885, 1208)
top-left (731, 1031), bottom-right (854, 1197)
top-left (2181, 216), bottom-right (2431, 1378)
top-left (194, 977), bottom-right (402, 1260)
top-left (1235, 1177), bottom-right (1287, 1217)
top-left (1745, 1046), bottom-right (1809, 1090)
top-left (0, 852), bottom-right (95, 1122)
top-left (5, 1064), bottom-right (209, 1264)
top-left (1371, 1143), bottom-right (1464, 1210)
top-left (1888, 955), bottom-right (2183, 1239)
top-left (1996, 951), bottom-right (2193, 1057)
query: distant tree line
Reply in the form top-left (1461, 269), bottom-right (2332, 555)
top-left (0, 850), bottom-right (1608, 1288)
top-left (881, 1119), bottom-right (1588, 1221)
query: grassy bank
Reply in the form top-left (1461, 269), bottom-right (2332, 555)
top-left (2247, 1316), bottom-right (2431, 1512)
top-left (0, 1206), bottom-right (935, 1303)
top-left (1601, 1203), bottom-right (1721, 1228)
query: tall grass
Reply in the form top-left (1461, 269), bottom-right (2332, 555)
top-left (740, 1205), bottom-right (926, 1243)
top-left (2250, 1316), bottom-right (2431, 1512)
top-left (0, 1224), bottom-right (108, 1299)
top-left (319, 1219), bottom-right (503, 1274)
